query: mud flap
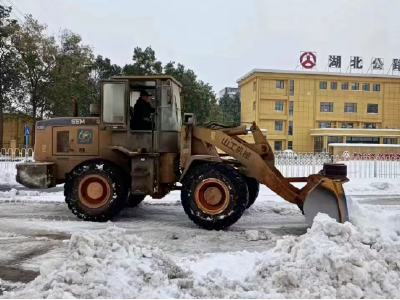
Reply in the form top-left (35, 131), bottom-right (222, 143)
top-left (303, 178), bottom-right (349, 227)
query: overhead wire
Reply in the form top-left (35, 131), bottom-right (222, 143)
top-left (0, 0), bottom-right (23, 23)
top-left (5, 0), bottom-right (25, 18)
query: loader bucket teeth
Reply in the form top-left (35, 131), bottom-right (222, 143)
top-left (303, 179), bottom-right (349, 227)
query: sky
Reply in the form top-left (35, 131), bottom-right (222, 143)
top-left (5, 0), bottom-right (400, 94)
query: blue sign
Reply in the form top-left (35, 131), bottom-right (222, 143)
top-left (24, 125), bottom-right (30, 136)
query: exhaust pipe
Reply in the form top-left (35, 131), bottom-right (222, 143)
top-left (71, 96), bottom-right (78, 117)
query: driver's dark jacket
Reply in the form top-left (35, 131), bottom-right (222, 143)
top-left (130, 98), bottom-right (155, 130)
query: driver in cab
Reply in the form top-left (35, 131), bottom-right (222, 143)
top-left (130, 91), bottom-right (155, 130)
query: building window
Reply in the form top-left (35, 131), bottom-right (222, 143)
top-left (346, 137), bottom-right (379, 144)
top-left (274, 141), bottom-right (283, 151)
top-left (319, 81), bottom-right (327, 89)
top-left (331, 82), bottom-right (337, 90)
top-left (275, 121), bottom-right (283, 131)
top-left (314, 137), bottom-right (323, 152)
top-left (373, 84), bottom-right (381, 91)
top-left (276, 80), bottom-right (284, 89)
top-left (288, 121), bottom-right (293, 136)
top-left (362, 83), bottom-right (370, 91)
top-left (289, 80), bottom-right (294, 96)
top-left (320, 102), bottom-right (333, 112)
top-left (341, 122), bottom-right (354, 128)
top-left (318, 122), bottom-right (332, 128)
top-left (363, 123), bottom-right (377, 129)
top-left (351, 83), bottom-right (359, 90)
top-left (288, 141), bottom-right (293, 150)
top-left (383, 138), bottom-right (398, 144)
top-left (275, 101), bottom-right (284, 111)
top-left (289, 101), bottom-right (294, 116)
top-left (253, 101), bottom-right (256, 111)
top-left (344, 103), bottom-right (357, 113)
top-left (367, 104), bottom-right (378, 114)
top-left (341, 82), bottom-right (349, 90)
top-left (253, 81), bottom-right (257, 91)
top-left (327, 136), bottom-right (343, 146)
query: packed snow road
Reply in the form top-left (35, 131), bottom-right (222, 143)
top-left (0, 178), bottom-right (400, 298)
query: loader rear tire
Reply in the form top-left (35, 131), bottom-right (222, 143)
top-left (126, 194), bottom-right (146, 208)
top-left (181, 163), bottom-right (249, 230)
top-left (244, 176), bottom-right (260, 209)
top-left (64, 160), bottom-right (129, 222)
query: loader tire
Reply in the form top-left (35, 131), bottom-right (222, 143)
top-left (64, 160), bottom-right (129, 222)
top-left (126, 194), bottom-right (146, 208)
top-left (244, 176), bottom-right (260, 209)
top-left (181, 163), bottom-right (249, 230)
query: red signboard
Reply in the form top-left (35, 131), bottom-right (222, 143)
top-left (300, 52), bottom-right (316, 69)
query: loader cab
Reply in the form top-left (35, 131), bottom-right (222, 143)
top-left (100, 76), bottom-right (183, 153)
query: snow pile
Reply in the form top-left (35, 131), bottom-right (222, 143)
top-left (1, 227), bottom-right (268, 299)
top-left (251, 213), bottom-right (400, 299)
top-left (0, 280), bottom-right (22, 297)
top-left (0, 169), bottom-right (18, 186)
top-left (2, 227), bottom-right (188, 298)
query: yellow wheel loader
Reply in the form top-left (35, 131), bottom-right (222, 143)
top-left (15, 76), bottom-right (349, 229)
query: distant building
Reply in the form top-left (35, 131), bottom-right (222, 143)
top-left (237, 68), bottom-right (400, 152)
top-left (219, 87), bottom-right (239, 99)
top-left (1, 113), bottom-right (34, 149)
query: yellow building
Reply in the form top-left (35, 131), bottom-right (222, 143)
top-left (2, 114), bottom-right (34, 149)
top-left (237, 69), bottom-right (400, 152)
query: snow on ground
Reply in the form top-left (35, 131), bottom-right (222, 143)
top-left (0, 189), bottom-right (64, 203)
top-left (0, 177), bottom-right (400, 298)
top-left (2, 214), bottom-right (400, 299)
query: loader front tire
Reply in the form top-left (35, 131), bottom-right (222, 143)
top-left (64, 160), bottom-right (129, 222)
top-left (244, 176), bottom-right (260, 209)
top-left (126, 194), bottom-right (146, 208)
top-left (181, 163), bottom-right (249, 230)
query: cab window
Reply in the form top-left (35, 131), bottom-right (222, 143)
top-left (103, 83), bottom-right (125, 123)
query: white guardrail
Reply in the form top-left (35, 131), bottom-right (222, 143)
top-left (274, 151), bottom-right (400, 178)
top-left (0, 148), bottom-right (399, 179)
top-left (0, 148), bottom-right (34, 172)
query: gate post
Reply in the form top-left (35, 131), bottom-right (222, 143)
top-left (10, 140), bottom-right (16, 160)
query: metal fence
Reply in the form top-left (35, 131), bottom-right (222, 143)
top-left (0, 148), bottom-right (34, 173)
top-left (274, 151), bottom-right (400, 178)
top-left (0, 148), bottom-right (399, 179)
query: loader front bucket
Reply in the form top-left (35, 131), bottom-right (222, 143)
top-left (303, 177), bottom-right (349, 227)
